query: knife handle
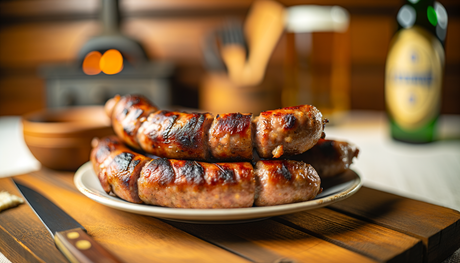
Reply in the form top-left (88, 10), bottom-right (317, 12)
top-left (54, 228), bottom-right (123, 263)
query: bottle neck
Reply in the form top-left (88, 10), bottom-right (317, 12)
top-left (396, 0), bottom-right (447, 47)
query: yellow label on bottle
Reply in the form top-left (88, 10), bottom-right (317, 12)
top-left (385, 27), bottom-right (444, 131)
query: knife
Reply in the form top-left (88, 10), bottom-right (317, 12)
top-left (13, 180), bottom-right (123, 263)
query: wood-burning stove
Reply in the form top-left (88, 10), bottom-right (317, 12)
top-left (40, 0), bottom-right (174, 108)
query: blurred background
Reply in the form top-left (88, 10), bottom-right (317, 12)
top-left (0, 0), bottom-right (458, 116)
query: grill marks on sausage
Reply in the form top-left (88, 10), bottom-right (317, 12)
top-left (95, 145), bottom-right (111, 164)
top-left (258, 160), bottom-right (293, 183)
top-left (121, 96), bottom-right (145, 135)
top-left (174, 114), bottom-right (206, 149)
top-left (109, 94), bottom-right (325, 161)
top-left (215, 164), bottom-right (236, 184)
top-left (179, 160), bottom-right (205, 185)
top-left (102, 148), bottom-right (150, 204)
top-left (144, 158), bottom-right (175, 186)
top-left (283, 114), bottom-right (297, 130)
top-left (155, 111), bottom-right (207, 148)
top-left (137, 155), bottom-right (256, 208)
top-left (113, 152), bottom-right (137, 172)
top-left (280, 162), bottom-right (292, 181)
top-left (92, 136), bottom-right (122, 166)
top-left (137, 110), bottom-right (213, 160)
top-left (214, 113), bottom-right (250, 135)
top-left (253, 160), bottom-right (321, 206)
top-left (253, 105), bottom-right (324, 158)
top-left (112, 152), bottom-right (142, 189)
top-left (123, 109), bottom-right (144, 135)
top-left (159, 111), bottom-right (178, 144)
top-left (112, 95), bottom-right (159, 149)
top-left (208, 113), bottom-right (253, 161)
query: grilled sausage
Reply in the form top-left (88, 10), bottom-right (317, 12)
top-left (90, 136), bottom-right (321, 208)
top-left (105, 94), bottom-right (325, 161)
top-left (289, 139), bottom-right (359, 178)
top-left (139, 159), bottom-right (255, 208)
top-left (137, 110), bottom-right (214, 161)
top-left (252, 105), bottom-right (324, 158)
top-left (109, 94), bottom-right (158, 150)
top-left (254, 160), bottom-right (321, 206)
top-left (208, 113), bottom-right (253, 161)
top-left (90, 136), bottom-right (150, 203)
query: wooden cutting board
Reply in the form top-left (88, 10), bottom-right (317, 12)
top-left (0, 169), bottom-right (459, 263)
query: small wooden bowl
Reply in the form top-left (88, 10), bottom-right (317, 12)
top-left (22, 106), bottom-right (114, 171)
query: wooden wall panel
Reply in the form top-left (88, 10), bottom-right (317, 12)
top-left (445, 19), bottom-right (460, 64)
top-left (349, 16), bottom-right (393, 65)
top-left (350, 65), bottom-right (386, 111)
top-left (0, 22), bottom-right (99, 68)
top-left (123, 17), bottom-right (232, 63)
top-left (442, 17), bottom-right (460, 114)
top-left (0, 0), bottom-right (459, 116)
top-left (0, 0), bottom-right (99, 18)
top-left (0, 76), bottom-right (46, 116)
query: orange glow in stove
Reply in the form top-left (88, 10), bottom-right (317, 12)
top-left (82, 51), bottom-right (102, 75)
top-left (100, 49), bottom-right (124, 75)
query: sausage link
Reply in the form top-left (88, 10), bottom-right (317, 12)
top-left (105, 94), bottom-right (325, 161)
top-left (254, 160), bottom-right (320, 206)
top-left (91, 136), bottom-right (321, 208)
top-left (137, 110), bottom-right (214, 161)
top-left (139, 159), bottom-right (255, 208)
top-left (208, 113), bottom-right (253, 161)
top-left (108, 94), bottom-right (159, 150)
top-left (288, 139), bottom-right (360, 178)
top-left (91, 136), bottom-right (151, 203)
top-left (252, 105), bottom-right (324, 158)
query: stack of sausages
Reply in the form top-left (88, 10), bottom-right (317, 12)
top-left (91, 94), bottom-right (359, 209)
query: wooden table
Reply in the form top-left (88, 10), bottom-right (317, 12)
top-left (1, 167), bottom-right (459, 263)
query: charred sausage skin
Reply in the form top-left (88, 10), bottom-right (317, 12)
top-left (254, 160), bottom-right (320, 206)
top-left (137, 110), bottom-right (214, 161)
top-left (109, 94), bottom-right (158, 150)
top-left (105, 94), bottom-right (325, 161)
top-left (139, 159), bottom-right (255, 208)
top-left (91, 136), bottom-right (321, 208)
top-left (208, 113), bottom-right (253, 161)
top-left (252, 105), bottom-right (324, 158)
top-left (90, 136), bottom-right (150, 203)
top-left (90, 136), bottom-right (121, 193)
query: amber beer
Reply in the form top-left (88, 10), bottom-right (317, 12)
top-left (385, 0), bottom-right (447, 143)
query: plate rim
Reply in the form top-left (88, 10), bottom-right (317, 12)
top-left (74, 162), bottom-right (362, 222)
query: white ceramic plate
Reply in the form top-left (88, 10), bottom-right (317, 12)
top-left (74, 162), bottom-right (362, 223)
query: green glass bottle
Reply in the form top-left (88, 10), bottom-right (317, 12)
top-left (385, 0), bottom-right (448, 143)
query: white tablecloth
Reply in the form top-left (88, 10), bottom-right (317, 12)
top-left (0, 116), bottom-right (40, 177)
top-left (325, 111), bottom-right (460, 212)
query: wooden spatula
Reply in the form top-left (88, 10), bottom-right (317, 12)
top-left (221, 0), bottom-right (286, 86)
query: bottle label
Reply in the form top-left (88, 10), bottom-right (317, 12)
top-left (385, 27), bottom-right (443, 131)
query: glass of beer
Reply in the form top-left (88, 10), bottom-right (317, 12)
top-left (283, 5), bottom-right (350, 123)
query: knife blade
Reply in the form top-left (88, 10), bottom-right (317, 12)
top-left (13, 179), bottom-right (122, 263)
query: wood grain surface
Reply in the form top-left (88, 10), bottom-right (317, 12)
top-left (1, 167), bottom-right (459, 263)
